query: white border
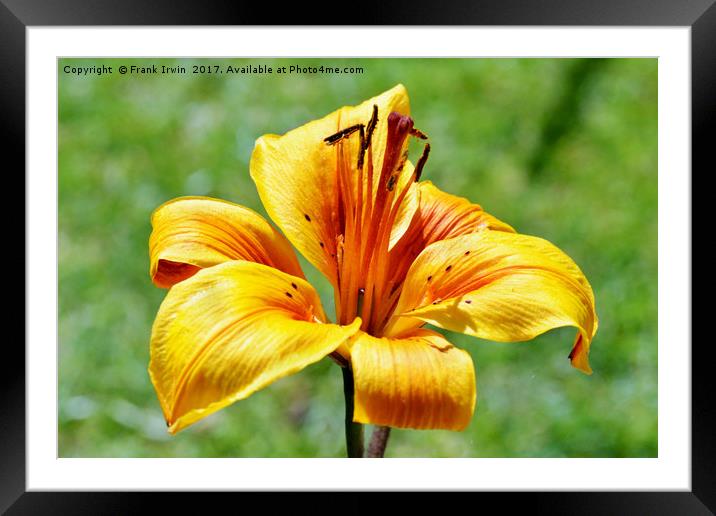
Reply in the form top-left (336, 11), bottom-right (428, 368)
top-left (28, 27), bottom-right (691, 490)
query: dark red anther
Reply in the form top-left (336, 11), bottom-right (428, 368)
top-left (387, 175), bottom-right (397, 192)
top-left (357, 125), bottom-right (367, 169)
top-left (414, 143), bottom-right (431, 182)
top-left (324, 124), bottom-right (363, 145)
top-left (365, 105), bottom-right (379, 146)
top-left (410, 127), bottom-right (428, 140)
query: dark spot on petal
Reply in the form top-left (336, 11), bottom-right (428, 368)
top-left (319, 242), bottom-right (325, 248)
top-left (304, 214), bottom-right (311, 222)
top-left (464, 300), bottom-right (472, 304)
top-left (445, 265), bottom-right (453, 272)
top-left (427, 275), bottom-right (432, 282)
top-left (464, 251), bottom-right (470, 255)
top-left (291, 282), bottom-right (298, 290)
top-left (285, 292), bottom-right (293, 298)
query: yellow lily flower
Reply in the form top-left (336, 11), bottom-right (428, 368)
top-left (148, 84), bottom-right (597, 443)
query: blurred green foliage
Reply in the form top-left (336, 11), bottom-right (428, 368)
top-left (59, 58), bottom-right (657, 457)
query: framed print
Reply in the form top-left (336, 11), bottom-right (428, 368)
top-left (5, 0), bottom-right (711, 512)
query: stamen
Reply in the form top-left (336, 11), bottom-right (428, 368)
top-left (413, 143), bottom-right (431, 182)
top-left (410, 127), bottom-right (428, 140)
top-left (365, 105), bottom-right (378, 147)
top-left (386, 175), bottom-right (397, 192)
top-left (366, 114), bottom-right (423, 331)
top-left (324, 124), bottom-right (364, 145)
top-left (326, 107), bottom-right (431, 334)
top-left (357, 125), bottom-right (366, 170)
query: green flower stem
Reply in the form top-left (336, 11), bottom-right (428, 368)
top-left (342, 365), bottom-right (364, 458)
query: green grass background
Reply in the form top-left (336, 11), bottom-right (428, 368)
top-left (59, 58), bottom-right (657, 457)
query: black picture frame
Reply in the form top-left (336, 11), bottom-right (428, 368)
top-left (3, 0), bottom-right (710, 513)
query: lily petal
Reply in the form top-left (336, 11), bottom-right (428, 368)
top-left (351, 329), bottom-right (476, 431)
top-left (149, 196), bottom-right (303, 288)
top-left (388, 180), bottom-right (515, 291)
top-left (386, 231), bottom-right (597, 374)
top-left (249, 85), bottom-right (410, 284)
top-left (411, 181), bottom-right (515, 239)
top-left (149, 261), bottom-right (361, 433)
top-left (388, 161), bottom-right (420, 250)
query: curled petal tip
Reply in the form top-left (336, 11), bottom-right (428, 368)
top-left (569, 334), bottom-right (593, 375)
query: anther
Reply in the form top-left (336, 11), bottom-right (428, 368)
top-left (324, 124), bottom-right (363, 145)
top-left (357, 125), bottom-right (367, 169)
top-left (386, 175), bottom-right (397, 191)
top-left (365, 105), bottom-right (378, 146)
top-left (414, 143), bottom-right (431, 182)
top-left (410, 127), bottom-right (428, 140)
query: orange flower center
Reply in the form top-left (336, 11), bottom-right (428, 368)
top-left (325, 107), bottom-right (430, 335)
